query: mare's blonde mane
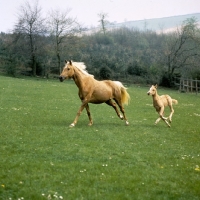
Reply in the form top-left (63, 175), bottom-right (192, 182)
top-left (72, 62), bottom-right (94, 77)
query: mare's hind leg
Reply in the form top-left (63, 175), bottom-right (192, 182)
top-left (105, 99), bottom-right (123, 120)
top-left (85, 103), bottom-right (93, 126)
top-left (114, 99), bottom-right (129, 125)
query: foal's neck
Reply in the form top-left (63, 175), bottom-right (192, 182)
top-left (152, 91), bottom-right (159, 100)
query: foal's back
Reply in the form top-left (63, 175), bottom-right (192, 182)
top-left (159, 94), bottom-right (173, 107)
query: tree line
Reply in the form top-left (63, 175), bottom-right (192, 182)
top-left (0, 1), bottom-right (200, 87)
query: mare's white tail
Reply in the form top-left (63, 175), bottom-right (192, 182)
top-left (114, 81), bottom-right (130, 105)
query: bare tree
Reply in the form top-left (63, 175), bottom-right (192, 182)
top-left (163, 17), bottom-right (200, 85)
top-left (98, 12), bottom-right (108, 35)
top-left (47, 9), bottom-right (81, 73)
top-left (14, 0), bottom-right (46, 76)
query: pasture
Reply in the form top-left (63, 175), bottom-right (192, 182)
top-left (0, 75), bottom-right (200, 200)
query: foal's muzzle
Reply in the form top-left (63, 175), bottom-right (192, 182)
top-left (59, 76), bottom-right (64, 82)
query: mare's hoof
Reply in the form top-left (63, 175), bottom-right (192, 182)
top-left (125, 121), bottom-right (129, 126)
top-left (119, 114), bottom-right (124, 120)
top-left (69, 123), bottom-right (75, 127)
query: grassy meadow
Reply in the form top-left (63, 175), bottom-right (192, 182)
top-left (0, 75), bottom-right (200, 200)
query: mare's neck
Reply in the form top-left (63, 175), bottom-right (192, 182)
top-left (72, 68), bottom-right (85, 89)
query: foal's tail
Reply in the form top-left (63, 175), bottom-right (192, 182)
top-left (114, 81), bottom-right (130, 105)
top-left (172, 99), bottom-right (178, 105)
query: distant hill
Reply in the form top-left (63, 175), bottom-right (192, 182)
top-left (107, 13), bottom-right (200, 33)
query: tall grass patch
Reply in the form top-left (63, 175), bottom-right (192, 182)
top-left (0, 76), bottom-right (200, 200)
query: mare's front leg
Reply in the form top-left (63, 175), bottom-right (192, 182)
top-left (85, 103), bottom-right (93, 126)
top-left (70, 103), bottom-right (86, 127)
top-left (70, 93), bottom-right (92, 127)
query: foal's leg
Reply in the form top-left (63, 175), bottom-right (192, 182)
top-left (158, 106), bottom-right (170, 127)
top-left (155, 116), bottom-right (170, 127)
top-left (85, 103), bottom-right (93, 126)
top-left (155, 108), bottom-right (162, 124)
top-left (155, 117), bottom-right (161, 125)
top-left (105, 99), bottom-right (123, 120)
top-left (168, 104), bottom-right (174, 123)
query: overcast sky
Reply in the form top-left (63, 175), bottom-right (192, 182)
top-left (0, 0), bottom-right (200, 33)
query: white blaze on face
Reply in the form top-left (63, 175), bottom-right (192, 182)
top-left (147, 86), bottom-right (154, 95)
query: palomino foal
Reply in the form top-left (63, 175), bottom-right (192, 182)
top-left (147, 84), bottom-right (178, 127)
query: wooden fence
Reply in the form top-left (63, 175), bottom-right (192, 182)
top-left (174, 78), bottom-right (200, 94)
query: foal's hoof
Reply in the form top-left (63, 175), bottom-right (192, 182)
top-left (125, 121), bottom-right (129, 126)
top-left (166, 122), bottom-right (171, 128)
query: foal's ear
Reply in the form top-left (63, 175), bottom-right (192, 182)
top-left (155, 84), bottom-right (158, 88)
top-left (65, 60), bottom-right (67, 63)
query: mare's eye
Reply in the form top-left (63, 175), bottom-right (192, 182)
top-left (67, 68), bottom-right (70, 70)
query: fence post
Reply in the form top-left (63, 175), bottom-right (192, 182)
top-left (184, 79), bottom-right (186, 92)
top-left (177, 78), bottom-right (199, 94)
top-left (179, 78), bottom-right (181, 92)
top-left (196, 78), bottom-right (198, 95)
top-left (190, 79), bottom-right (193, 92)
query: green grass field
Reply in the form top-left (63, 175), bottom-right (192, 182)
top-left (0, 75), bottom-right (200, 200)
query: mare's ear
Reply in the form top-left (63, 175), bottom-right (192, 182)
top-left (65, 60), bottom-right (72, 65)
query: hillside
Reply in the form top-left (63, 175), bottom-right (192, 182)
top-left (106, 13), bottom-right (200, 33)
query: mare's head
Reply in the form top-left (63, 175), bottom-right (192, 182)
top-left (59, 60), bottom-right (74, 82)
top-left (147, 84), bottom-right (158, 96)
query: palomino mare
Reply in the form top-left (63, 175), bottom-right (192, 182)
top-left (147, 84), bottom-right (178, 127)
top-left (59, 60), bottom-right (130, 127)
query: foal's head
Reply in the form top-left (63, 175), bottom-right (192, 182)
top-left (59, 60), bottom-right (74, 82)
top-left (147, 84), bottom-right (158, 96)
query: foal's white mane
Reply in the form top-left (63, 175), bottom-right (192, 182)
top-left (72, 62), bottom-right (94, 77)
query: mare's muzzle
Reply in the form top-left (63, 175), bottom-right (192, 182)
top-left (59, 76), bottom-right (64, 82)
